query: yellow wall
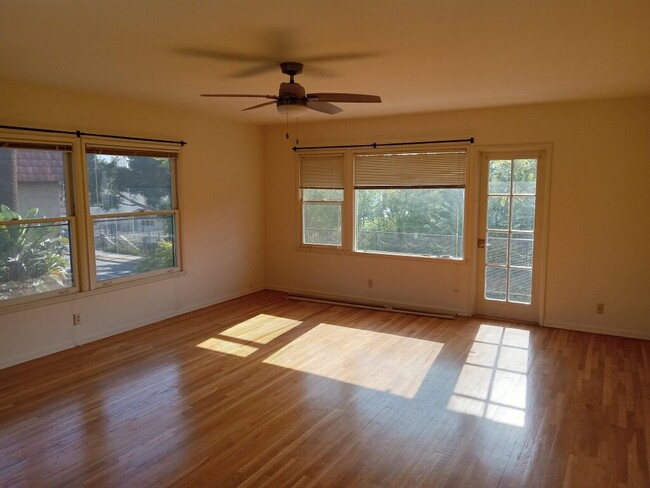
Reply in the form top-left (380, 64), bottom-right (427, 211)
top-left (0, 80), bottom-right (266, 367)
top-left (263, 97), bottom-right (650, 338)
top-left (2, 82), bottom-right (649, 368)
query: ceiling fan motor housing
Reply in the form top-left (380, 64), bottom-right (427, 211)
top-left (279, 82), bottom-right (306, 99)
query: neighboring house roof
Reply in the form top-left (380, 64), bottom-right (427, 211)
top-left (16, 151), bottom-right (64, 183)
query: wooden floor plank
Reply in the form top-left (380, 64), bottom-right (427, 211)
top-left (1, 290), bottom-right (649, 487)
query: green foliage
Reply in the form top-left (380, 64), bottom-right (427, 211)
top-left (0, 205), bottom-right (69, 297)
top-left (135, 240), bottom-right (174, 273)
top-left (355, 189), bottom-right (464, 257)
top-left (87, 155), bottom-right (171, 211)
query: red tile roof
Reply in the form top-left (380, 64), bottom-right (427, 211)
top-left (16, 151), bottom-right (65, 183)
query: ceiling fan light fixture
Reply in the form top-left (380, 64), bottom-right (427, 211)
top-left (277, 102), bottom-right (309, 117)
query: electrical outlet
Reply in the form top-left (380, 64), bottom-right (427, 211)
top-left (596, 303), bottom-right (605, 315)
top-left (73, 313), bottom-right (81, 325)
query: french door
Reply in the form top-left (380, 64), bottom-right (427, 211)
top-left (475, 151), bottom-right (548, 323)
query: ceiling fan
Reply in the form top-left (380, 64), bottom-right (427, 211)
top-left (201, 62), bottom-right (381, 116)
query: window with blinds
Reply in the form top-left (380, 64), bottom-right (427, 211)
top-left (299, 153), bottom-right (344, 247)
top-left (354, 148), bottom-right (467, 259)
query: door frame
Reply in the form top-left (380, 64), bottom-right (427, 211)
top-left (469, 143), bottom-right (553, 324)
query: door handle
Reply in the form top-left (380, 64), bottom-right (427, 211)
top-left (477, 238), bottom-right (486, 248)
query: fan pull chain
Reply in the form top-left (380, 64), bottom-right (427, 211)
top-left (285, 109), bottom-right (289, 140)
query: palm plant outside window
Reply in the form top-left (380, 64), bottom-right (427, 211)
top-left (0, 142), bottom-right (76, 301)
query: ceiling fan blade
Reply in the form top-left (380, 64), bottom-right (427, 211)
top-left (200, 94), bottom-right (277, 99)
top-left (230, 62), bottom-right (281, 78)
top-left (179, 48), bottom-right (278, 77)
top-left (307, 93), bottom-right (382, 103)
top-left (301, 51), bottom-right (380, 63)
top-left (242, 101), bottom-right (277, 111)
top-left (179, 47), bottom-right (269, 63)
top-left (307, 101), bottom-right (343, 115)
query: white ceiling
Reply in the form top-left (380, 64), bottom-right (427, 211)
top-left (2, 0), bottom-right (649, 125)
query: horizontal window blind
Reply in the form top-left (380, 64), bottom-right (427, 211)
top-left (299, 154), bottom-right (344, 189)
top-left (0, 141), bottom-right (72, 152)
top-left (355, 149), bottom-right (466, 188)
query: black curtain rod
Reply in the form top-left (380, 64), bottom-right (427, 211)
top-left (292, 137), bottom-right (473, 152)
top-left (0, 124), bottom-right (186, 146)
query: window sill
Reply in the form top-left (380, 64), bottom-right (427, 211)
top-left (296, 245), bottom-right (467, 265)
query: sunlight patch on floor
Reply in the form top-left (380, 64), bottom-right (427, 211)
top-left (447, 324), bottom-right (529, 427)
top-left (196, 338), bottom-right (258, 357)
top-left (263, 323), bottom-right (444, 399)
top-left (220, 314), bottom-right (302, 344)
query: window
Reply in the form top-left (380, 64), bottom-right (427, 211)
top-left (0, 141), bottom-right (77, 301)
top-left (299, 153), bottom-right (344, 247)
top-left (354, 149), bottom-right (466, 259)
top-left (0, 130), bottom-right (182, 309)
top-left (85, 145), bottom-right (180, 285)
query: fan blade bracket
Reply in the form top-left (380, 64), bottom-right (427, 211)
top-left (307, 93), bottom-right (382, 103)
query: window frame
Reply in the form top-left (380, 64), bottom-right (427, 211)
top-left (298, 152), bottom-right (346, 250)
top-left (0, 129), bottom-right (183, 313)
top-left (80, 138), bottom-right (182, 290)
top-left (297, 144), bottom-right (470, 262)
top-left (0, 131), bottom-right (82, 308)
top-left (352, 146), bottom-right (468, 260)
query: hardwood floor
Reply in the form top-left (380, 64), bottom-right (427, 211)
top-left (1, 290), bottom-right (649, 487)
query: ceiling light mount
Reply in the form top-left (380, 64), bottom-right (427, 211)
top-left (280, 62), bottom-right (303, 83)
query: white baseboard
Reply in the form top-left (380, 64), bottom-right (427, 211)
top-left (267, 284), bottom-right (467, 317)
top-left (0, 286), bottom-right (266, 369)
top-left (542, 320), bottom-right (650, 341)
top-left (73, 285), bottom-right (268, 347)
top-left (0, 341), bottom-right (78, 370)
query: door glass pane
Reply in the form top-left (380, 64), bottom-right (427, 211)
top-left (509, 268), bottom-right (532, 304)
top-left (94, 214), bottom-right (176, 281)
top-left (486, 231), bottom-right (508, 265)
top-left (513, 159), bottom-right (537, 194)
top-left (484, 157), bottom-right (538, 305)
top-left (485, 267), bottom-right (507, 301)
top-left (487, 196), bottom-right (510, 230)
top-left (488, 160), bottom-right (511, 194)
top-left (510, 232), bottom-right (534, 267)
top-left (511, 196), bottom-right (536, 231)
